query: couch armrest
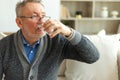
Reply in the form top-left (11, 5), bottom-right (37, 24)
top-left (117, 47), bottom-right (120, 79)
top-left (57, 75), bottom-right (66, 80)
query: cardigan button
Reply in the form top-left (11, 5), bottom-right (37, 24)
top-left (30, 76), bottom-right (34, 80)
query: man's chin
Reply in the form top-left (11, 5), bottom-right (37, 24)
top-left (36, 32), bottom-right (46, 37)
top-left (28, 32), bottom-right (46, 39)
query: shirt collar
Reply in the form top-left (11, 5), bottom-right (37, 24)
top-left (21, 34), bottom-right (40, 47)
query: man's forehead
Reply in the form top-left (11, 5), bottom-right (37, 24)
top-left (25, 2), bottom-right (43, 8)
top-left (24, 2), bottom-right (44, 10)
top-left (23, 2), bottom-right (45, 15)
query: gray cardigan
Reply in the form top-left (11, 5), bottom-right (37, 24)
top-left (0, 30), bottom-right (99, 80)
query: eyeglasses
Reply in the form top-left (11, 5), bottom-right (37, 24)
top-left (18, 15), bottom-right (51, 22)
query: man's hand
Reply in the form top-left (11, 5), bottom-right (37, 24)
top-left (43, 19), bottom-right (72, 38)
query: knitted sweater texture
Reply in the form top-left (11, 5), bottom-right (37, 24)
top-left (0, 30), bottom-right (99, 80)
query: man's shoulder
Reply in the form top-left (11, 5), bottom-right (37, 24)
top-left (0, 33), bottom-right (14, 46)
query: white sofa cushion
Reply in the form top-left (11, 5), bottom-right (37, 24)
top-left (58, 60), bottom-right (66, 76)
top-left (65, 34), bottom-right (120, 80)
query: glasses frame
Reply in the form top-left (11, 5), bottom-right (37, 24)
top-left (18, 15), bottom-right (51, 21)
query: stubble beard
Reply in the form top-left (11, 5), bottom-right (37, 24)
top-left (23, 25), bottom-right (47, 39)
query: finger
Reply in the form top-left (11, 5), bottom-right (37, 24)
top-left (43, 19), bottom-right (52, 27)
top-left (44, 21), bottom-right (59, 33)
top-left (49, 28), bottom-right (61, 38)
top-left (45, 24), bottom-right (56, 33)
top-left (43, 21), bottom-right (52, 28)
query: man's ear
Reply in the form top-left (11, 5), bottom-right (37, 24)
top-left (16, 18), bottom-right (23, 29)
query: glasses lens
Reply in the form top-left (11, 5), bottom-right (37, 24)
top-left (33, 16), bottom-right (40, 21)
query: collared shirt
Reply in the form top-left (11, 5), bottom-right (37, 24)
top-left (21, 36), bottom-right (40, 63)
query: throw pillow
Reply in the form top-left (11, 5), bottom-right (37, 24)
top-left (65, 34), bottom-right (120, 80)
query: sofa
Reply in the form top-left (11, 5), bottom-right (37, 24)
top-left (57, 31), bottom-right (120, 80)
top-left (1, 31), bottom-right (120, 80)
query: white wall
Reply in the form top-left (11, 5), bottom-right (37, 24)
top-left (0, 0), bottom-right (19, 32)
top-left (42, 0), bottom-right (60, 19)
top-left (0, 0), bottom-right (60, 32)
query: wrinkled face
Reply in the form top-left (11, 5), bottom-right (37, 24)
top-left (16, 2), bottom-right (46, 39)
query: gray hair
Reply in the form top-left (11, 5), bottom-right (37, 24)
top-left (15, 0), bottom-right (44, 17)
